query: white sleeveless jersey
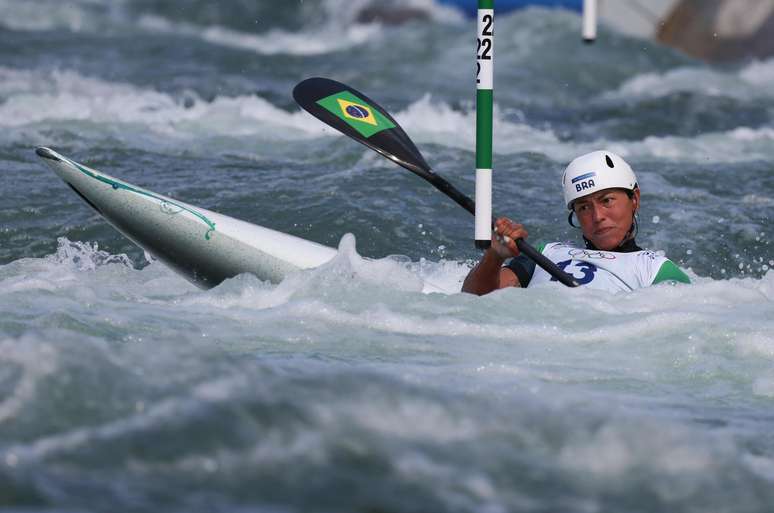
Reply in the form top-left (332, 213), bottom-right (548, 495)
top-left (528, 242), bottom-right (673, 292)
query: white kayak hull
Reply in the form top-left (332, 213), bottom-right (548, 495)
top-left (35, 147), bottom-right (337, 289)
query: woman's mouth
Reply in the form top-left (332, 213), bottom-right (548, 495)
top-left (594, 227), bottom-right (614, 236)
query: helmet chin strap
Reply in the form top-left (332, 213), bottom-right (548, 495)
top-left (567, 210), bottom-right (580, 228)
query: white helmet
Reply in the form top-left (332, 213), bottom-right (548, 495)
top-left (562, 150), bottom-right (638, 210)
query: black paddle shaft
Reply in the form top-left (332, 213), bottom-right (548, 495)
top-left (293, 77), bottom-right (579, 288)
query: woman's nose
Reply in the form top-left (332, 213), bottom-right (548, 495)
top-left (590, 202), bottom-right (606, 222)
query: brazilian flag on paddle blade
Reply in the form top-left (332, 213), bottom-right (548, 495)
top-left (316, 90), bottom-right (396, 138)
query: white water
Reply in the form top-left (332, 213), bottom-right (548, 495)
top-left (5, 66), bottom-right (774, 164)
top-left (607, 58), bottom-right (774, 101)
top-left (2, 2), bottom-right (774, 510)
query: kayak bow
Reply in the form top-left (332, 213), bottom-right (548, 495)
top-left (35, 147), bottom-right (337, 288)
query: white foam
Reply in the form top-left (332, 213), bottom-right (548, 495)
top-left (137, 14), bottom-right (384, 57)
top-left (0, 238), bottom-right (185, 300)
top-left (0, 68), bottom-right (327, 140)
top-left (394, 94), bottom-right (563, 157)
top-left (383, 99), bottom-right (774, 163)
top-left (0, 68), bottom-right (181, 127)
top-left (0, 0), bottom-right (124, 32)
top-left (558, 418), bottom-right (723, 479)
top-left (0, 0), bottom-right (461, 37)
top-left (736, 331), bottom-right (774, 359)
top-left (395, 94), bottom-right (774, 163)
top-left (610, 127), bottom-right (774, 163)
top-left (752, 376), bottom-right (774, 397)
top-left (3, 238), bottom-right (774, 405)
top-left (0, 337), bottom-right (58, 424)
top-left (607, 58), bottom-right (774, 101)
top-left (317, 388), bottom-right (478, 442)
top-left (739, 58), bottom-right (774, 87)
top-left (5, 66), bottom-right (773, 163)
top-left (316, 0), bottom-right (464, 26)
top-left (48, 237), bottom-right (134, 272)
top-left (130, 0), bottom-right (464, 58)
top-left (4, 372), bottom-right (250, 462)
top-left (177, 232), bottom-right (452, 316)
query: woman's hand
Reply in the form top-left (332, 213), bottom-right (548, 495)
top-left (490, 217), bottom-right (528, 260)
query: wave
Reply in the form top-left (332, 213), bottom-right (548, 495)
top-left (606, 58), bottom-right (774, 101)
top-left (0, 0), bottom-right (128, 32)
top-left (0, 68), bottom-right (327, 141)
top-left (133, 0), bottom-right (463, 55)
top-left (2, 237), bottom-right (772, 344)
top-left (0, 0), bottom-right (461, 56)
top-left (394, 95), bottom-right (774, 163)
top-left (136, 14), bottom-right (385, 57)
top-left (4, 67), bottom-right (774, 164)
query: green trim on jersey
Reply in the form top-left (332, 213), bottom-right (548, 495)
top-left (536, 242), bottom-right (546, 253)
top-left (652, 260), bottom-right (691, 285)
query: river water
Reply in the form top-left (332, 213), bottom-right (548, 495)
top-left (1, 1), bottom-right (773, 512)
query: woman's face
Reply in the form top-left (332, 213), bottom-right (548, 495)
top-left (573, 188), bottom-right (640, 250)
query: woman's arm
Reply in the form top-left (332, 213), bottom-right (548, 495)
top-left (461, 218), bottom-right (528, 295)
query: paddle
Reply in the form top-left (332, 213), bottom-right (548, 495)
top-left (292, 77), bottom-right (579, 288)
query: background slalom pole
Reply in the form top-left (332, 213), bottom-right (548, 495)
top-left (582, 0), bottom-right (597, 43)
top-left (475, 0), bottom-right (494, 249)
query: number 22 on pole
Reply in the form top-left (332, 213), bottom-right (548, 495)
top-left (475, 1), bottom-right (494, 249)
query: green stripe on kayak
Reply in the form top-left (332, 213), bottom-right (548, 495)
top-left (65, 157), bottom-right (217, 240)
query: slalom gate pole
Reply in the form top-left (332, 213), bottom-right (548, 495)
top-left (583, 0), bottom-right (598, 43)
top-left (475, 0), bottom-right (494, 249)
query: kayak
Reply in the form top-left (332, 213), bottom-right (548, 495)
top-left (35, 147), bottom-right (338, 289)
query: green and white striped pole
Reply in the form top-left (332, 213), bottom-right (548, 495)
top-left (475, 0), bottom-right (494, 249)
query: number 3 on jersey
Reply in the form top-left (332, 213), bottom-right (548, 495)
top-left (551, 260), bottom-right (598, 285)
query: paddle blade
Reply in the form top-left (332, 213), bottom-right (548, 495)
top-left (293, 77), bottom-right (432, 178)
